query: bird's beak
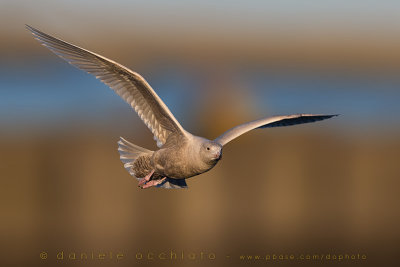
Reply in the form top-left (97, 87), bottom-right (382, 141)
top-left (214, 150), bottom-right (222, 160)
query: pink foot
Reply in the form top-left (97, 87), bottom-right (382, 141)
top-left (141, 177), bottom-right (167, 189)
top-left (138, 170), bottom-right (155, 187)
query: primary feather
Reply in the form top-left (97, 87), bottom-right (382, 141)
top-left (26, 25), bottom-right (187, 147)
top-left (215, 114), bottom-right (338, 146)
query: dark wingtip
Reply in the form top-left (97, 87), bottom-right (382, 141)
top-left (318, 114), bottom-right (339, 121)
top-left (311, 114), bottom-right (339, 117)
top-left (318, 114), bottom-right (339, 119)
top-left (25, 24), bottom-right (38, 34)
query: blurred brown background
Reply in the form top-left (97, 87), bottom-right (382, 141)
top-left (1, 0), bottom-right (400, 266)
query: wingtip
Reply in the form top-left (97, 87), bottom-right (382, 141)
top-left (25, 24), bottom-right (34, 31)
top-left (25, 24), bottom-right (39, 35)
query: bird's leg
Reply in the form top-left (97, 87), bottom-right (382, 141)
top-left (141, 177), bottom-right (167, 189)
top-left (138, 169), bottom-right (155, 187)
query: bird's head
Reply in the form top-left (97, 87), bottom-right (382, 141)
top-left (199, 139), bottom-right (223, 164)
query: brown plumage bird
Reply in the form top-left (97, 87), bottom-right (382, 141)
top-left (26, 25), bottom-right (337, 189)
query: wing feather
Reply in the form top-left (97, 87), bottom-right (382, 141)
top-left (26, 25), bottom-right (187, 147)
top-left (215, 114), bottom-right (338, 146)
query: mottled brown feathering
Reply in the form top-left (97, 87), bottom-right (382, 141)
top-left (133, 155), bottom-right (163, 180)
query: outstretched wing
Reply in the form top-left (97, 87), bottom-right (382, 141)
top-left (26, 25), bottom-right (187, 147)
top-left (214, 114), bottom-right (338, 146)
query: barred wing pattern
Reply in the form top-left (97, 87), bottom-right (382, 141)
top-left (215, 114), bottom-right (337, 146)
top-left (26, 25), bottom-right (186, 147)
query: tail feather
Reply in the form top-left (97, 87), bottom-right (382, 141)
top-left (118, 137), bottom-right (152, 179)
top-left (118, 137), bottom-right (188, 189)
top-left (118, 137), bottom-right (152, 154)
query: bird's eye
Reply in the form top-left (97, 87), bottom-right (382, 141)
top-left (206, 147), bottom-right (210, 150)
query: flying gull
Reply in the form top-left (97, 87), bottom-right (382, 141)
top-left (26, 25), bottom-right (337, 189)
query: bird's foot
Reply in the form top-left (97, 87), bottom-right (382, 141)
top-left (140, 177), bottom-right (167, 189)
top-left (138, 170), bottom-right (155, 187)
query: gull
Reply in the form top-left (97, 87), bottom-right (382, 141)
top-left (26, 25), bottom-right (337, 189)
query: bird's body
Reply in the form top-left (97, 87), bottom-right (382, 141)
top-left (119, 133), bottom-right (222, 188)
top-left (152, 134), bottom-right (222, 179)
top-left (27, 25), bottom-right (337, 189)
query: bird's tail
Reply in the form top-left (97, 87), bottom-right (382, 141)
top-left (118, 137), bottom-right (153, 180)
top-left (118, 137), bottom-right (188, 189)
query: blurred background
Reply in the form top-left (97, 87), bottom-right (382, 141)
top-left (1, 0), bottom-right (400, 266)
